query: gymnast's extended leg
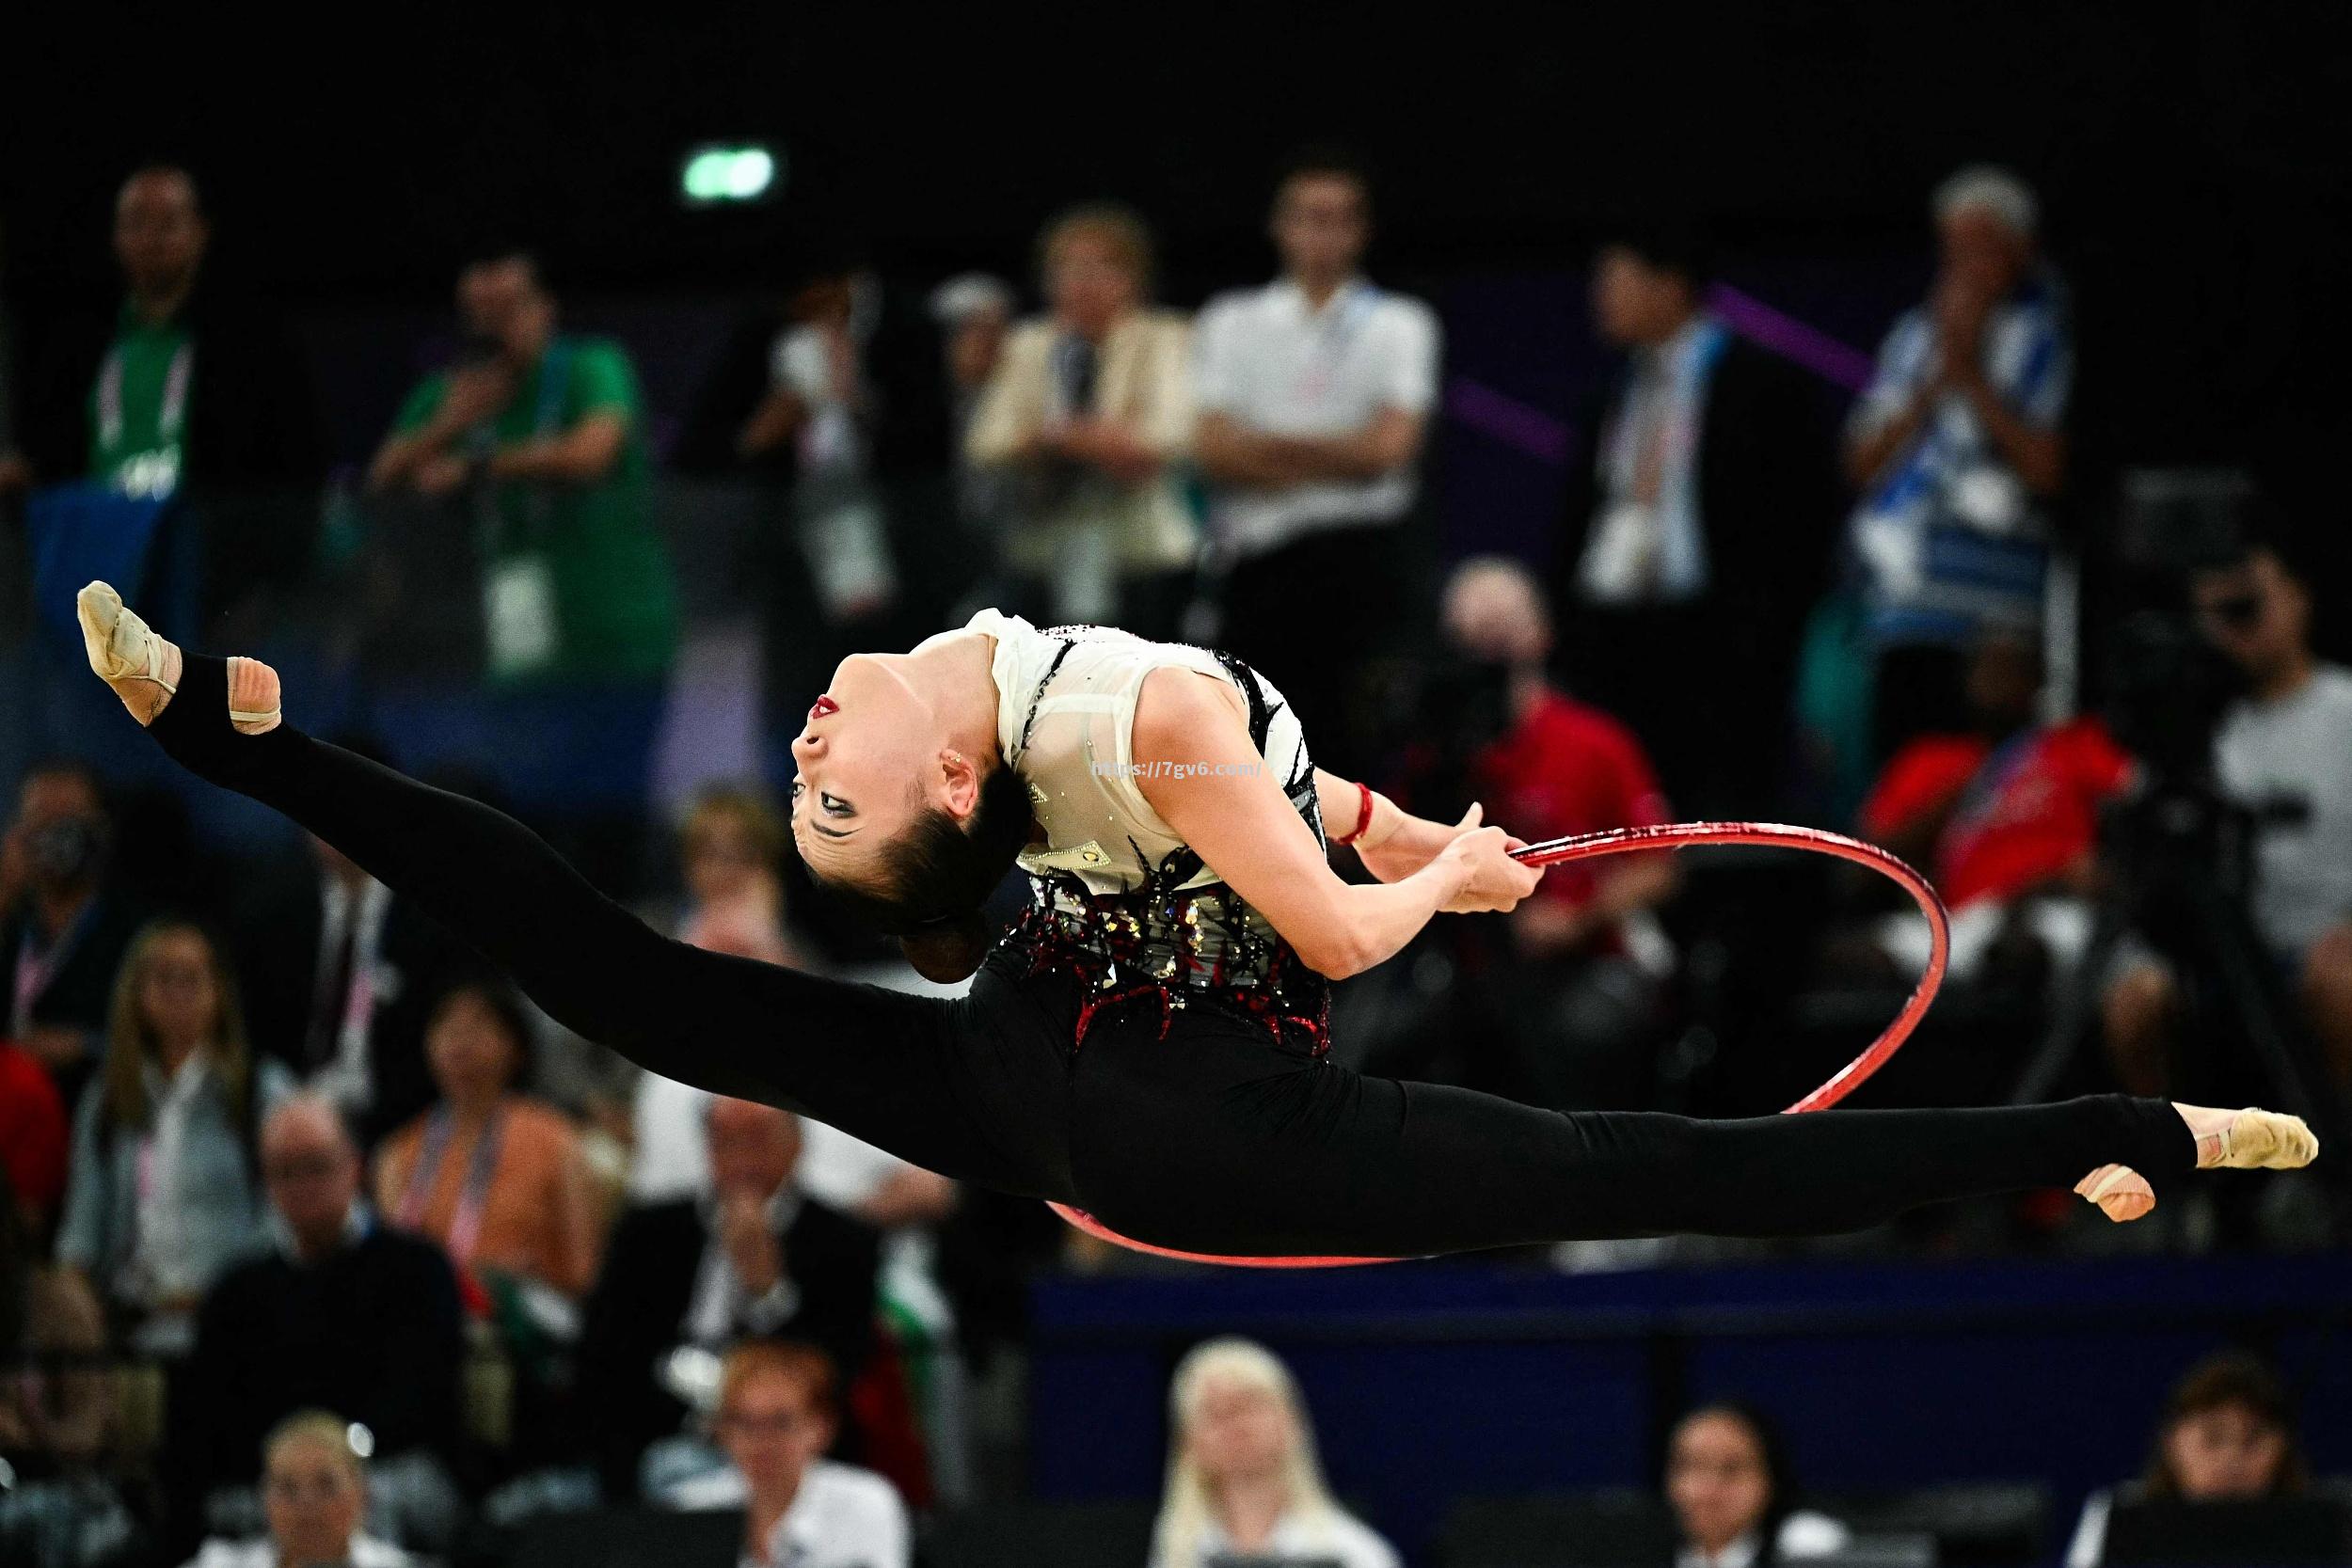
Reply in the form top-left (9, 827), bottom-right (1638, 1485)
top-left (82, 589), bottom-right (1059, 1193)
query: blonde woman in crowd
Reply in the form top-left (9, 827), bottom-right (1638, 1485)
top-left (182, 1410), bottom-right (417, 1568)
top-left (57, 918), bottom-right (292, 1355)
top-left (965, 203), bottom-right (1198, 640)
top-left (1150, 1337), bottom-right (1398, 1568)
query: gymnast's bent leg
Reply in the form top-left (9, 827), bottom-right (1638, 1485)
top-left (127, 649), bottom-right (1057, 1193)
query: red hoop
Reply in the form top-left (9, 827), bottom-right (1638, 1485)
top-left (1047, 821), bottom-right (1952, 1268)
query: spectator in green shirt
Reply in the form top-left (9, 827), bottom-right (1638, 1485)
top-left (369, 250), bottom-right (678, 686)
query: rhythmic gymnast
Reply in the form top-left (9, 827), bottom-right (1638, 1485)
top-left (76, 582), bottom-right (2315, 1265)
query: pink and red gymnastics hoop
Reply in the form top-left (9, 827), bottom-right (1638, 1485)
top-left (1046, 820), bottom-right (1951, 1268)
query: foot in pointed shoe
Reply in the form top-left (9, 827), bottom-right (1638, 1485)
top-left (2075, 1163), bottom-right (2155, 1223)
top-left (2174, 1104), bottom-right (2321, 1171)
top-left (77, 581), bottom-right (182, 725)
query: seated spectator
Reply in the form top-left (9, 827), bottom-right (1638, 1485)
top-left (580, 1098), bottom-right (879, 1497)
top-left (2104, 544), bottom-right (2352, 1099)
top-left (1193, 146), bottom-right (1439, 773)
top-left (1149, 1337), bottom-right (1398, 1568)
top-left (2065, 1351), bottom-right (2314, 1566)
top-left (182, 1411), bottom-right (418, 1568)
top-left (1665, 1402), bottom-right (1851, 1567)
top-left (966, 204), bottom-right (1197, 639)
top-left (2, 761), bottom-right (145, 1107)
top-left (374, 982), bottom-right (603, 1314)
top-left (1361, 558), bottom-right (1677, 1113)
top-left (1551, 222), bottom-right (1837, 819)
top-left (232, 741), bottom-right (469, 1148)
top-left (931, 272), bottom-right (1017, 613)
top-left (1843, 166), bottom-right (2071, 768)
top-left (661, 1340), bottom-right (909, 1568)
top-left (0, 1037), bottom-right (69, 1232)
top-left (1856, 631), bottom-right (2131, 988)
top-left (1, 1162), bottom-right (109, 1476)
top-left (57, 918), bottom-right (292, 1355)
top-left (178, 1096), bottom-right (463, 1550)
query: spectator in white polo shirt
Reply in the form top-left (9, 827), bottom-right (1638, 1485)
top-left (1194, 147), bottom-right (1440, 774)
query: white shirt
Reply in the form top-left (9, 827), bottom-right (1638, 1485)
top-left (1193, 277), bottom-right (1439, 558)
top-left (183, 1530), bottom-right (416, 1568)
top-left (2217, 662), bottom-right (2352, 955)
top-left (135, 1052), bottom-right (216, 1301)
top-left (1578, 315), bottom-right (1727, 604)
top-left (1154, 1502), bottom-right (1400, 1568)
top-left (311, 873), bottom-right (394, 1114)
top-left (666, 1458), bottom-right (911, 1568)
top-left (1677, 1510), bottom-right (1853, 1567)
top-left (685, 1186), bottom-right (804, 1345)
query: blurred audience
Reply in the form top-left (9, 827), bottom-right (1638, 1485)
top-left (1844, 166), bottom-right (2071, 767)
top-left (1, 1037), bottom-right (70, 1232)
top-left (1194, 147), bottom-right (1438, 773)
top-left (1363, 558), bottom-right (1677, 1113)
top-left (373, 983), bottom-right (602, 1319)
top-left (1149, 1336), bottom-right (1398, 1568)
top-left (3, 762), bottom-right (144, 1106)
top-left (2105, 544), bottom-right (2352, 1098)
top-left (930, 272), bottom-right (1018, 603)
top-left (10, 166), bottom-right (323, 501)
top-left (176, 1097), bottom-right (463, 1549)
top-left (581, 1098), bottom-right (879, 1498)
top-left (1552, 224), bottom-right (1836, 817)
top-left (57, 919), bottom-right (291, 1356)
top-left (1, 1163), bottom-right (110, 1476)
top-left (232, 752), bottom-right (468, 1146)
top-left (2064, 1350), bottom-right (2315, 1566)
top-left (180, 1411), bottom-right (419, 1568)
top-left (966, 204), bottom-right (1197, 639)
top-left (661, 1339), bottom-right (909, 1568)
top-left (1665, 1402), bottom-right (1851, 1566)
top-left (1854, 631), bottom-right (2130, 990)
top-left (369, 248), bottom-right (678, 689)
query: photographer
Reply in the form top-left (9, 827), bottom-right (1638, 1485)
top-left (2102, 544), bottom-right (2352, 1099)
top-left (1357, 558), bottom-right (1677, 1113)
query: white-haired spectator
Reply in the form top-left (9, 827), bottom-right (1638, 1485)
top-left (181, 1411), bottom-right (417, 1568)
top-left (1150, 1337), bottom-right (1399, 1568)
top-left (1843, 163), bottom-right (2072, 767)
top-left (931, 273), bottom-right (1018, 594)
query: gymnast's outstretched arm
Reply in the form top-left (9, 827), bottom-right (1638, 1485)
top-left (1129, 669), bottom-right (1541, 978)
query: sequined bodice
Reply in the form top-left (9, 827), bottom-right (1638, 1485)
top-left (966, 609), bottom-right (1334, 1056)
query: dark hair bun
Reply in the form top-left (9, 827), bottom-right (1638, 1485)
top-left (900, 913), bottom-right (993, 984)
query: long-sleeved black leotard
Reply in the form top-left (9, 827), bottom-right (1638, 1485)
top-left (142, 654), bottom-right (2197, 1259)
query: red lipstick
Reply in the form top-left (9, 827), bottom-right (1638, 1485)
top-left (809, 694), bottom-right (839, 720)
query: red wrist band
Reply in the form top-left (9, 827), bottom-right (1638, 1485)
top-left (1334, 781), bottom-right (1375, 847)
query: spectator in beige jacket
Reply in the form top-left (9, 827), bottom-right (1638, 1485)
top-left (965, 204), bottom-right (1197, 638)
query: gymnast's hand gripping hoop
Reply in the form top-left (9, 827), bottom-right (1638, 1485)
top-left (1045, 821), bottom-right (1953, 1268)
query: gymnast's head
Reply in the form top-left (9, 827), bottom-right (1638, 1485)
top-left (788, 648), bottom-right (1033, 980)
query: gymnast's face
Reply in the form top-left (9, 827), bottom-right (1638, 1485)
top-left (789, 651), bottom-right (967, 890)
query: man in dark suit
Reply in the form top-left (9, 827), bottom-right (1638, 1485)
top-left (1549, 225), bottom-right (1839, 820)
top-left (231, 740), bottom-right (468, 1148)
top-left (579, 1097), bottom-right (881, 1499)
top-left (174, 1094), bottom-right (466, 1558)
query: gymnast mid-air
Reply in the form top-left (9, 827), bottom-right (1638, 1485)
top-left (77, 581), bottom-right (2315, 1266)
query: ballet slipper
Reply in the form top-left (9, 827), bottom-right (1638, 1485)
top-left (77, 580), bottom-right (181, 725)
top-left (226, 656), bottom-right (283, 736)
top-left (2174, 1103), bottom-right (2320, 1171)
top-left (2074, 1164), bottom-right (2155, 1223)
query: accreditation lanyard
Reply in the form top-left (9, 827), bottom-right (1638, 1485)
top-left (11, 901), bottom-right (97, 1037)
top-left (399, 1103), bottom-right (508, 1266)
top-left (469, 341), bottom-right (574, 542)
top-left (95, 338), bottom-right (194, 454)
